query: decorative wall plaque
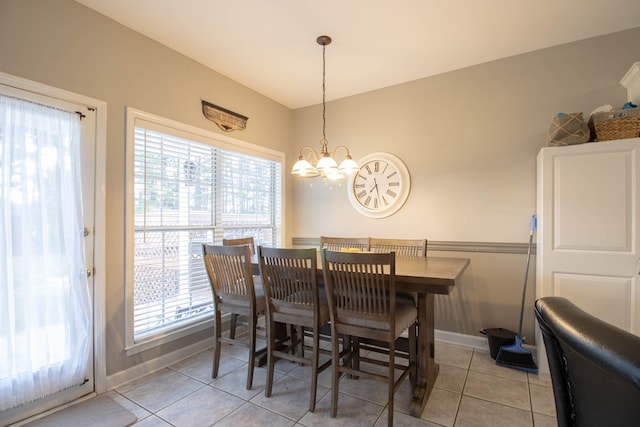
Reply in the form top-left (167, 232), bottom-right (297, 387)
top-left (201, 100), bottom-right (248, 132)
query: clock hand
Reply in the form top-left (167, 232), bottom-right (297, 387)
top-left (368, 178), bottom-right (379, 194)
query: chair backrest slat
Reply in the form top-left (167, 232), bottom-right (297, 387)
top-left (322, 250), bottom-right (395, 318)
top-left (370, 238), bottom-right (427, 257)
top-left (259, 247), bottom-right (318, 308)
top-left (203, 244), bottom-right (254, 301)
top-left (320, 236), bottom-right (370, 252)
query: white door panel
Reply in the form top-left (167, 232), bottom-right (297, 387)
top-left (552, 273), bottom-right (635, 331)
top-left (553, 150), bottom-right (633, 252)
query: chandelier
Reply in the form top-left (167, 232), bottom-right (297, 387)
top-left (291, 35), bottom-right (359, 180)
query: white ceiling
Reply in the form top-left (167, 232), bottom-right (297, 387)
top-left (75, 0), bottom-right (640, 109)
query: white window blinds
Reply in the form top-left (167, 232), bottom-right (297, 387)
top-left (128, 111), bottom-right (282, 342)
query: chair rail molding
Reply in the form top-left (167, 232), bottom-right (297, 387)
top-left (292, 237), bottom-right (535, 255)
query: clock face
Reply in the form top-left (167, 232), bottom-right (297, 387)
top-left (347, 152), bottom-right (411, 218)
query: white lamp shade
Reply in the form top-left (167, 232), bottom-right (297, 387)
top-left (292, 158), bottom-right (318, 177)
top-left (316, 154), bottom-right (338, 172)
top-left (338, 157), bottom-right (359, 175)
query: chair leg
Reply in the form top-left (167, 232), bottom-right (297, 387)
top-left (246, 313), bottom-right (257, 390)
top-left (290, 325), bottom-right (302, 359)
top-left (309, 326), bottom-right (320, 412)
top-left (388, 335), bottom-right (395, 427)
top-left (229, 313), bottom-right (238, 339)
top-left (351, 337), bottom-right (360, 380)
top-left (265, 317), bottom-right (276, 398)
top-left (330, 329), bottom-right (340, 418)
top-left (212, 310), bottom-right (222, 379)
top-left (297, 325), bottom-right (305, 360)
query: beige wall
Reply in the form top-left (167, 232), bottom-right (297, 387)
top-left (2, 0), bottom-right (640, 382)
top-left (0, 0), bottom-right (295, 377)
top-left (291, 27), bottom-right (640, 340)
top-left (292, 28), bottom-right (640, 240)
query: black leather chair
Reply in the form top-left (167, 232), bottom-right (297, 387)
top-left (534, 297), bottom-right (640, 427)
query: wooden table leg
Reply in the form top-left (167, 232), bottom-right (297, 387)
top-left (256, 321), bottom-right (287, 367)
top-left (409, 292), bottom-right (439, 417)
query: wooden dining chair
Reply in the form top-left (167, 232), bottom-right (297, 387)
top-left (223, 237), bottom-right (259, 339)
top-left (370, 238), bottom-right (427, 257)
top-left (367, 238), bottom-right (426, 357)
top-left (320, 236), bottom-right (370, 252)
top-left (202, 244), bottom-right (266, 389)
top-left (258, 246), bottom-right (331, 411)
top-left (318, 237), bottom-right (370, 346)
top-left (321, 249), bottom-right (417, 426)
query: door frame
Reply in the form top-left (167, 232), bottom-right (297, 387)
top-left (0, 71), bottom-right (107, 412)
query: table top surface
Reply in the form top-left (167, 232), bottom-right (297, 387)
top-left (388, 256), bottom-right (470, 294)
top-left (253, 253), bottom-right (470, 295)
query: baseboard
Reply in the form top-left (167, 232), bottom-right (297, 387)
top-left (435, 329), bottom-right (492, 351)
top-left (436, 329), bottom-right (537, 353)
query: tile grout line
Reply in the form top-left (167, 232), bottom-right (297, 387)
top-left (112, 342), bottom-right (553, 426)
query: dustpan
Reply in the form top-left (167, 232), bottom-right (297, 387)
top-left (481, 327), bottom-right (516, 360)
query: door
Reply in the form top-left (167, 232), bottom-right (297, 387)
top-left (0, 83), bottom-right (96, 424)
top-left (536, 137), bottom-right (640, 376)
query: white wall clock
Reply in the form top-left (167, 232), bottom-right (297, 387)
top-left (347, 152), bottom-right (411, 218)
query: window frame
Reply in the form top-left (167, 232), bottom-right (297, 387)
top-left (124, 107), bottom-right (284, 354)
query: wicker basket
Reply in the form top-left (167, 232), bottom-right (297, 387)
top-left (590, 108), bottom-right (640, 141)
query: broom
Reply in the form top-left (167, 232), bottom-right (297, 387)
top-left (495, 214), bottom-right (538, 373)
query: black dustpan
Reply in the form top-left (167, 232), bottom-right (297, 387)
top-left (480, 327), bottom-right (516, 360)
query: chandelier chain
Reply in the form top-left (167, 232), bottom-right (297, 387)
top-left (322, 42), bottom-right (327, 145)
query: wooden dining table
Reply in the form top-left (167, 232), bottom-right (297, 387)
top-left (252, 252), bottom-right (470, 417)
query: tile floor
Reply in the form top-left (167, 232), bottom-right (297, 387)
top-left (102, 337), bottom-right (557, 427)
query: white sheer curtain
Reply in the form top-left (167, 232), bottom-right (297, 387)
top-left (0, 95), bottom-right (91, 411)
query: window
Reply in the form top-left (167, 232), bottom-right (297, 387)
top-left (126, 109), bottom-right (283, 347)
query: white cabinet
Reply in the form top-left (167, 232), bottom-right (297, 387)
top-left (536, 137), bottom-right (640, 377)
